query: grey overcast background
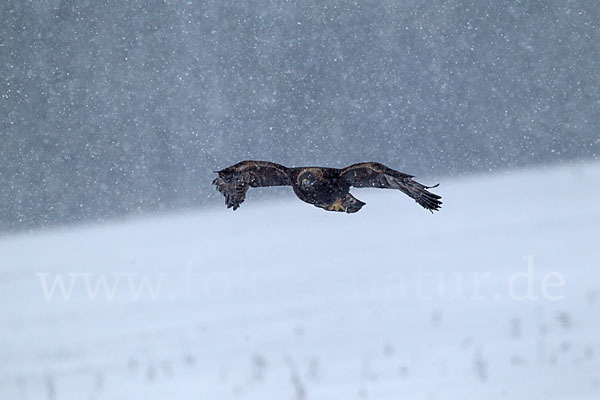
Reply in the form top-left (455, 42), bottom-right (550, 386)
top-left (1, 0), bottom-right (599, 232)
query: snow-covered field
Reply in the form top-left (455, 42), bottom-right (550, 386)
top-left (1, 162), bottom-right (599, 399)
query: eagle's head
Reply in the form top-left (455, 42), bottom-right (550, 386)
top-left (297, 168), bottom-right (323, 191)
top-left (300, 177), bottom-right (310, 189)
top-left (300, 174), bottom-right (318, 190)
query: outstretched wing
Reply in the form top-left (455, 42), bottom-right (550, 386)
top-left (212, 161), bottom-right (291, 210)
top-left (339, 162), bottom-right (442, 211)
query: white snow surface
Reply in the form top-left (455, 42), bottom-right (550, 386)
top-left (1, 162), bottom-right (600, 399)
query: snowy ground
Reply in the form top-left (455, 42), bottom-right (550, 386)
top-left (1, 162), bottom-right (599, 400)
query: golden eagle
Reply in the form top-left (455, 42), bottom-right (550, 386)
top-left (213, 161), bottom-right (441, 213)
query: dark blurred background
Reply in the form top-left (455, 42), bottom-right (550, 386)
top-left (1, 0), bottom-right (599, 233)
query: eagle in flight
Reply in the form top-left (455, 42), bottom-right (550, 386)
top-left (213, 161), bottom-right (442, 213)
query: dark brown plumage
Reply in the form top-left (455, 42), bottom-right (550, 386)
top-left (213, 160), bottom-right (442, 213)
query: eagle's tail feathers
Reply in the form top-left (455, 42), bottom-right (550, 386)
top-left (322, 194), bottom-right (365, 213)
top-left (343, 194), bottom-right (366, 213)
